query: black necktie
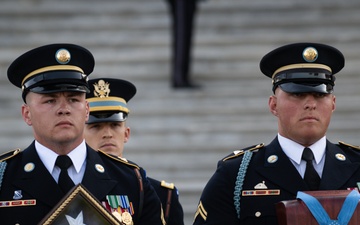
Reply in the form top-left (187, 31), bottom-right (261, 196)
top-left (302, 148), bottom-right (320, 190)
top-left (55, 155), bottom-right (75, 194)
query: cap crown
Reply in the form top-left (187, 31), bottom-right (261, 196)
top-left (259, 42), bottom-right (345, 93)
top-left (7, 43), bottom-right (94, 101)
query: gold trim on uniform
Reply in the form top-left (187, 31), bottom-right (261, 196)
top-left (98, 150), bottom-right (140, 170)
top-left (118, 156), bottom-right (128, 162)
top-left (233, 150), bottom-right (243, 155)
top-left (272, 63), bottom-right (332, 78)
top-left (82, 97), bottom-right (126, 103)
top-left (222, 143), bottom-right (264, 161)
top-left (112, 211), bottom-right (122, 222)
top-left (87, 97), bottom-right (128, 113)
top-left (338, 141), bottom-right (360, 150)
top-left (194, 201), bottom-right (208, 221)
top-left (161, 180), bottom-right (175, 190)
top-left (21, 65), bottom-right (84, 86)
top-left (88, 105), bottom-right (128, 113)
top-left (160, 207), bottom-right (166, 225)
top-left (0, 149), bottom-right (21, 162)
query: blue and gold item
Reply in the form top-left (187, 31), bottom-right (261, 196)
top-left (86, 78), bottom-right (136, 124)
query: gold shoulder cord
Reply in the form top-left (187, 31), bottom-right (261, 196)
top-left (339, 141), bottom-right (360, 150)
top-left (98, 150), bottom-right (140, 169)
top-left (223, 143), bottom-right (264, 161)
top-left (0, 149), bottom-right (21, 162)
top-left (160, 180), bottom-right (175, 223)
top-left (0, 149), bottom-right (21, 191)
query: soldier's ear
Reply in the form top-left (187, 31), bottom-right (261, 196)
top-left (268, 95), bottom-right (278, 116)
top-left (22, 104), bottom-right (32, 126)
top-left (85, 101), bottom-right (90, 121)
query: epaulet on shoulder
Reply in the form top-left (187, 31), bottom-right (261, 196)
top-left (222, 143), bottom-right (264, 162)
top-left (338, 141), bottom-right (360, 150)
top-left (0, 149), bottom-right (21, 162)
top-left (98, 150), bottom-right (140, 170)
top-left (161, 180), bottom-right (175, 190)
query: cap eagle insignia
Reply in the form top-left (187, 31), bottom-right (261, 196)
top-left (94, 79), bottom-right (110, 98)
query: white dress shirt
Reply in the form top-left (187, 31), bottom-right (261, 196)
top-left (278, 134), bottom-right (326, 178)
top-left (35, 140), bottom-right (87, 185)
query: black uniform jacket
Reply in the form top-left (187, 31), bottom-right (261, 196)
top-left (148, 177), bottom-right (184, 225)
top-left (193, 137), bottom-right (360, 225)
top-left (0, 141), bottom-right (163, 225)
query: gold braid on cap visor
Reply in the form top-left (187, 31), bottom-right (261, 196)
top-left (87, 97), bottom-right (130, 114)
top-left (21, 65), bottom-right (84, 86)
top-left (272, 63), bottom-right (332, 79)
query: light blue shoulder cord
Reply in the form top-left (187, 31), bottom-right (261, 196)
top-left (296, 190), bottom-right (360, 225)
top-left (0, 161), bottom-right (7, 191)
top-left (234, 150), bottom-right (253, 219)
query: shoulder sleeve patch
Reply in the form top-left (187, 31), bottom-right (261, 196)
top-left (0, 149), bottom-right (21, 162)
top-left (161, 180), bottom-right (175, 190)
top-left (222, 143), bottom-right (264, 161)
top-left (338, 141), bottom-right (360, 150)
top-left (98, 150), bottom-right (140, 169)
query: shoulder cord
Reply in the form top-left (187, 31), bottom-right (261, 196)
top-left (134, 168), bottom-right (144, 220)
top-left (164, 188), bottom-right (173, 224)
top-left (234, 150), bottom-right (253, 219)
top-left (0, 161), bottom-right (7, 191)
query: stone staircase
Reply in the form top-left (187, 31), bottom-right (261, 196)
top-left (1, 0), bottom-right (360, 224)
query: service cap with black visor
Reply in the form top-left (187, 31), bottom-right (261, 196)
top-left (7, 43), bottom-right (94, 102)
top-left (260, 42), bottom-right (345, 94)
top-left (86, 78), bottom-right (137, 124)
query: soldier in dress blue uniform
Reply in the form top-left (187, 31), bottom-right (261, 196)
top-left (84, 78), bottom-right (184, 225)
top-left (0, 44), bottom-right (164, 225)
top-left (164, 0), bottom-right (204, 88)
top-left (193, 42), bottom-right (360, 225)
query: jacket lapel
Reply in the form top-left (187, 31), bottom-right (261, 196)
top-left (320, 141), bottom-right (360, 190)
top-left (81, 146), bottom-right (117, 200)
top-left (12, 142), bottom-right (63, 207)
top-left (11, 144), bottom-right (119, 207)
top-left (255, 138), bottom-right (307, 195)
